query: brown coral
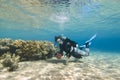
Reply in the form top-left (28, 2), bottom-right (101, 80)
top-left (0, 38), bottom-right (56, 61)
top-left (1, 52), bottom-right (20, 71)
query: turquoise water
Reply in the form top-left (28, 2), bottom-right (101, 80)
top-left (0, 0), bottom-right (120, 52)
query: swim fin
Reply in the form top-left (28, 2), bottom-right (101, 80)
top-left (85, 34), bottom-right (97, 48)
top-left (85, 34), bottom-right (97, 43)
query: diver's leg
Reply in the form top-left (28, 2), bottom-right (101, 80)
top-left (78, 49), bottom-right (89, 56)
top-left (74, 47), bottom-right (89, 56)
top-left (77, 40), bottom-right (91, 56)
top-left (85, 48), bottom-right (90, 56)
top-left (79, 45), bottom-right (85, 50)
top-left (80, 41), bottom-right (90, 56)
top-left (78, 33), bottom-right (96, 55)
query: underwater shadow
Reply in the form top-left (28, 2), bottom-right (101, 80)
top-left (46, 58), bottom-right (84, 65)
top-left (46, 59), bottom-right (66, 65)
top-left (69, 60), bottom-right (83, 63)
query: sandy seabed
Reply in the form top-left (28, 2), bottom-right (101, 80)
top-left (0, 52), bottom-right (120, 80)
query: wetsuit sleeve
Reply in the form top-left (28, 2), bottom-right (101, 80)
top-left (59, 44), bottom-right (64, 55)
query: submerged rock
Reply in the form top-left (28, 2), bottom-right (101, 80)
top-left (0, 38), bottom-right (56, 61)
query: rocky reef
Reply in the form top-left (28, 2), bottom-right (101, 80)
top-left (0, 38), bottom-right (56, 60)
top-left (0, 38), bottom-right (56, 71)
top-left (1, 52), bottom-right (20, 71)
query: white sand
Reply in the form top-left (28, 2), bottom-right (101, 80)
top-left (0, 52), bottom-right (120, 80)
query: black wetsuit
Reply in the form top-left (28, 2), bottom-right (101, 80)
top-left (58, 38), bottom-right (82, 58)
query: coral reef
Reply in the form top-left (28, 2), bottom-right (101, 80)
top-left (1, 52), bottom-right (20, 71)
top-left (0, 38), bottom-right (56, 71)
top-left (0, 38), bottom-right (56, 61)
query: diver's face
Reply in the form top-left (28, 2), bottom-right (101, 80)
top-left (57, 38), bottom-right (63, 44)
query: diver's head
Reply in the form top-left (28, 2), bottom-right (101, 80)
top-left (55, 35), bottom-right (65, 44)
top-left (55, 36), bottom-right (60, 42)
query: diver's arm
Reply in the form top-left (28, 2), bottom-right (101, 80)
top-left (65, 52), bottom-right (72, 58)
top-left (58, 44), bottom-right (64, 55)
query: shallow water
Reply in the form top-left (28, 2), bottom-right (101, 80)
top-left (0, 0), bottom-right (120, 52)
top-left (0, 0), bottom-right (120, 80)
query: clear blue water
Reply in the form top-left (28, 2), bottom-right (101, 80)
top-left (0, 0), bottom-right (120, 53)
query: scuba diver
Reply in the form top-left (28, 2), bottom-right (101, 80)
top-left (54, 34), bottom-right (96, 61)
